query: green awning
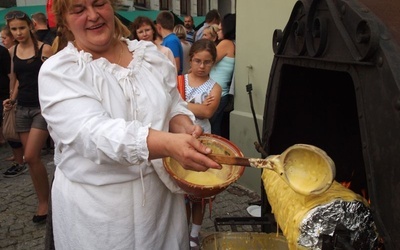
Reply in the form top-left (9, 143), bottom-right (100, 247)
top-left (0, 6), bottom-right (205, 31)
top-left (0, 5), bottom-right (46, 27)
top-left (116, 10), bottom-right (205, 28)
top-left (116, 10), bottom-right (161, 24)
top-left (116, 10), bottom-right (186, 27)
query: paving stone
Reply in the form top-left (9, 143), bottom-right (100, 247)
top-left (0, 145), bottom-right (261, 248)
top-left (0, 244), bottom-right (17, 250)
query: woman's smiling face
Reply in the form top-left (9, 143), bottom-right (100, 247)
top-left (65, 0), bottom-right (116, 53)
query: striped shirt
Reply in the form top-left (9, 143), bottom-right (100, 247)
top-left (186, 29), bottom-right (195, 44)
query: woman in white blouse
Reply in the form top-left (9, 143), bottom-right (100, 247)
top-left (130, 16), bottom-right (177, 69)
top-left (38, 0), bottom-right (221, 249)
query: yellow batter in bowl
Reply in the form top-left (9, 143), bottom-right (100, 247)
top-left (163, 134), bottom-right (245, 197)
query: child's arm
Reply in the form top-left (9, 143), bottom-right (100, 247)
top-left (187, 83), bottom-right (222, 119)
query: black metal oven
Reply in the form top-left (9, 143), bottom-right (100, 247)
top-left (260, 0), bottom-right (400, 249)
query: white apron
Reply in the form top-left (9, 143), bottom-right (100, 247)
top-left (52, 169), bottom-right (189, 250)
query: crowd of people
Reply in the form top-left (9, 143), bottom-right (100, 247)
top-left (0, 1), bottom-right (236, 249)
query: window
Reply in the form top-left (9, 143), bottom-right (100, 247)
top-left (197, 0), bottom-right (206, 16)
top-left (134, 0), bottom-right (146, 7)
top-left (181, 0), bottom-right (190, 16)
top-left (160, 0), bottom-right (169, 10)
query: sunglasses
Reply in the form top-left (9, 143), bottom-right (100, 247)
top-left (5, 11), bottom-right (27, 21)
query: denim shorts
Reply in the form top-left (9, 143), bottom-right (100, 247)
top-left (15, 106), bottom-right (48, 132)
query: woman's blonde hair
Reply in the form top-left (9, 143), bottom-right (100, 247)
top-left (173, 24), bottom-right (186, 40)
top-left (203, 24), bottom-right (219, 42)
top-left (51, 0), bottom-right (131, 52)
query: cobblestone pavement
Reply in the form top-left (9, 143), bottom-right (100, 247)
top-left (0, 145), bottom-right (261, 250)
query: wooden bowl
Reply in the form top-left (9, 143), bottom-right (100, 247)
top-left (163, 134), bottom-right (245, 198)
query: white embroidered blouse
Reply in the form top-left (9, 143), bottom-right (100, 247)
top-left (38, 39), bottom-right (194, 189)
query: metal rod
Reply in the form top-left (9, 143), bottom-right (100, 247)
top-left (246, 83), bottom-right (262, 147)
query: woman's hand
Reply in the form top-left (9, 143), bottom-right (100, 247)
top-left (148, 129), bottom-right (221, 172)
top-left (3, 99), bottom-right (14, 111)
top-left (171, 133), bottom-right (221, 172)
top-left (169, 114), bottom-right (203, 136)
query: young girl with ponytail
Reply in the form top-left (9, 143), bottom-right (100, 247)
top-left (3, 10), bottom-right (53, 223)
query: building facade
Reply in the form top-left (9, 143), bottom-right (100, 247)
top-left (230, 0), bottom-right (295, 193)
top-left (5, 0), bottom-right (297, 195)
top-left (9, 0), bottom-right (235, 17)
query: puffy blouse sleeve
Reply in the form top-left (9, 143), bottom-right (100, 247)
top-left (39, 40), bottom-right (194, 168)
top-left (131, 40), bottom-right (192, 122)
top-left (39, 43), bottom-right (152, 166)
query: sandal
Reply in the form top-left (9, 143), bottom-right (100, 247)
top-left (189, 236), bottom-right (200, 250)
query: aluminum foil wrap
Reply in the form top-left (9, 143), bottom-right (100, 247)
top-left (298, 199), bottom-right (379, 249)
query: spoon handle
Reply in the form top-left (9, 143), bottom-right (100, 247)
top-left (207, 154), bottom-right (275, 170)
top-left (207, 154), bottom-right (251, 166)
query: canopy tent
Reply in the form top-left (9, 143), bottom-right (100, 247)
top-left (0, 5), bottom-right (205, 31)
top-left (0, 5), bottom-right (46, 27)
top-left (117, 10), bottom-right (205, 29)
top-left (116, 10), bottom-right (186, 27)
top-left (0, 6), bottom-right (166, 28)
top-left (116, 10), bottom-right (161, 25)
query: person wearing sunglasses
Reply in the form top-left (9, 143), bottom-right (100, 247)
top-left (38, 0), bottom-right (221, 249)
top-left (3, 10), bottom-right (53, 224)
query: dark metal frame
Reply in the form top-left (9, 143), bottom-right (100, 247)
top-left (262, 0), bottom-right (400, 249)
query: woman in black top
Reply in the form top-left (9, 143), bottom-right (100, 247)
top-left (3, 10), bottom-right (53, 223)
